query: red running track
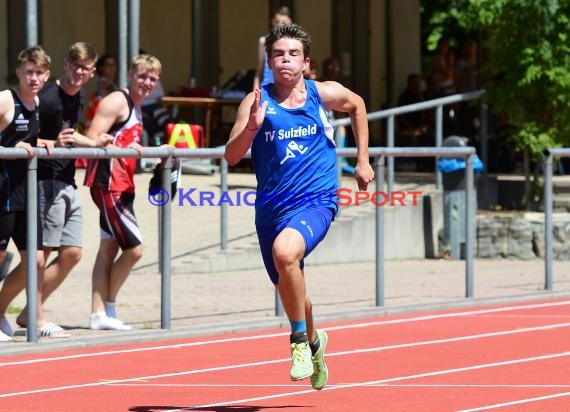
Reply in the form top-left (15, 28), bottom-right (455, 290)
top-left (1, 298), bottom-right (570, 411)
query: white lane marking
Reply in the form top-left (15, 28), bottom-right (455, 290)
top-left (108, 383), bottom-right (570, 389)
top-left (160, 351), bottom-right (570, 411)
top-left (0, 323), bottom-right (568, 399)
top-left (457, 391), bottom-right (570, 411)
top-left (1, 299), bottom-right (569, 367)
top-left (329, 322), bottom-right (570, 356)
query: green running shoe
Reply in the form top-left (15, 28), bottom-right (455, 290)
top-left (311, 329), bottom-right (328, 390)
top-left (290, 340), bottom-right (313, 380)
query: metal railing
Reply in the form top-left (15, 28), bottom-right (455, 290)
top-left (1, 145), bottom-right (477, 342)
top-left (4, 142), bottom-right (566, 344)
top-left (543, 148), bottom-right (570, 291)
top-left (331, 90), bottom-right (487, 194)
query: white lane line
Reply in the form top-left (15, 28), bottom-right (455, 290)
top-left (328, 322), bottom-right (570, 356)
top-left (0, 322), bottom-right (568, 399)
top-left (1, 299), bottom-right (568, 367)
top-left (457, 391), bottom-right (570, 411)
top-left (161, 351), bottom-right (570, 411)
top-left (108, 383), bottom-right (570, 389)
top-left (0, 357), bottom-right (288, 398)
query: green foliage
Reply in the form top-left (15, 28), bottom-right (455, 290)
top-left (423, 0), bottom-right (570, 160)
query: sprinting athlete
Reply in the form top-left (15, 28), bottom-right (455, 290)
top-left (225, 24), bottom-right (374, 390)
top-left (84, 54), bottom-right (161, 331)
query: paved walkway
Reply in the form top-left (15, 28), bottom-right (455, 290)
top-left (2, 169), bottom-right (570, 356)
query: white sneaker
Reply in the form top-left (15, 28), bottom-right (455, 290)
top-left (0, 315), bottom-right (13, 338)
top-left (0, 329), bottom-right (12, 342)
top-left (89, 312), bottom-right (132, 331)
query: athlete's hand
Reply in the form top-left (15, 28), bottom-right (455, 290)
top-left (128, 142), bottom-right (144, 156)
top-left (15, 141), bottom-right (35, 156)
top-left (56, 128), bottom-right (76, 148)
top-left (246, 88), bottom-right (268, 132)
top-left (38, 139), bottom-right (54, 154)
top-left (95, 133), bottom-right (113, 148)
top-left (354, 161), bottom-right (375, 191)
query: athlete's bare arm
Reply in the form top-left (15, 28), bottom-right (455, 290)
top-left (316, 81), bottom-right (375, 191)
top-left (86, 90), bottom-right (129, 145)
top-left (0, 90), bottom-right (15, 134)
top-left (225, 89), bottom-right (268, 165)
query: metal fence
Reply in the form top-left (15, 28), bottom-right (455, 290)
top-left (2, 89), bottom-right (563, 344)
top-left (332, 89), bottom-right (487, 194)
top-left (543, 148), bottom-right (570, 291)
top-left (2, 145), bottom-right (477, 342)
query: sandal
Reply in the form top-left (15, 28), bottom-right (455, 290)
top-left (38, 322), bottom-right (71, 338)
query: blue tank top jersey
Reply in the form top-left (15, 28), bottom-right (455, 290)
top-left (252, 80), bottom-right (338, 225)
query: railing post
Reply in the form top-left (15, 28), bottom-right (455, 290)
top-left (387, 115), bottom-right (395, 196)
top-left (25, 154), bottom-right (39, 342)
top-left (375, 155), bottom-right (385, 306)
top-left (160, 155), bottom-right (173, 329)
top-left (435, 105), bottom-right (443, 189)
top-left (544, 152), bottom-right (553, 291)
top-left (465, 153), bottom-right (475, 298)
top-left (220, 158), bottom-right (228, 250)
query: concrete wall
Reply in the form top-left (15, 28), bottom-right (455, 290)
top-left (309, 191), bottom-right (443, 264)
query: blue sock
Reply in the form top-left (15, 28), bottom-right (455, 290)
top-left (290, 319), bottom-right (307, 334)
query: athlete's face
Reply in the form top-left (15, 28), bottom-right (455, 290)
top-left (16, 62), bottom-right (50, 95)
top-left (130, 67), bottom-right (160, 99)
top-left (268, 38), bottom-right (309, 83)
top-left (64, 58), bottom-right (96, 88)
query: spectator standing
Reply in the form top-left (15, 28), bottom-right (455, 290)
top-left (431, 37), bottom-right (456, 95)
top-left (455, 39), bottom-right (478, 93)
top-left (84, 54), bottom-right (162, 331)
top-left (0, 46), bottom-right (50, 341)
top-left (396, 73), bottom-right (426, 139)
top-left (396, 73), bottom-right (434, 171)
top-left (11, 43), bottom-right (113, 337)
top-left (225, 24), bottom-right (374, 390)
top-left (253, 5), bottom-right (292, 89)
top-left (455, 39), bottom-right (480, 139)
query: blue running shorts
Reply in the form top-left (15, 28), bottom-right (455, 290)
top-left (256, 206), bottom-right (335, 285)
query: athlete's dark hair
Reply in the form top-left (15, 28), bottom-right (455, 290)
top-left (265, 23), bottom-right (312, 59)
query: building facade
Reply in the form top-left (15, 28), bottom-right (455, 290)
top-left (0, 0), bottom-right (421, 144)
